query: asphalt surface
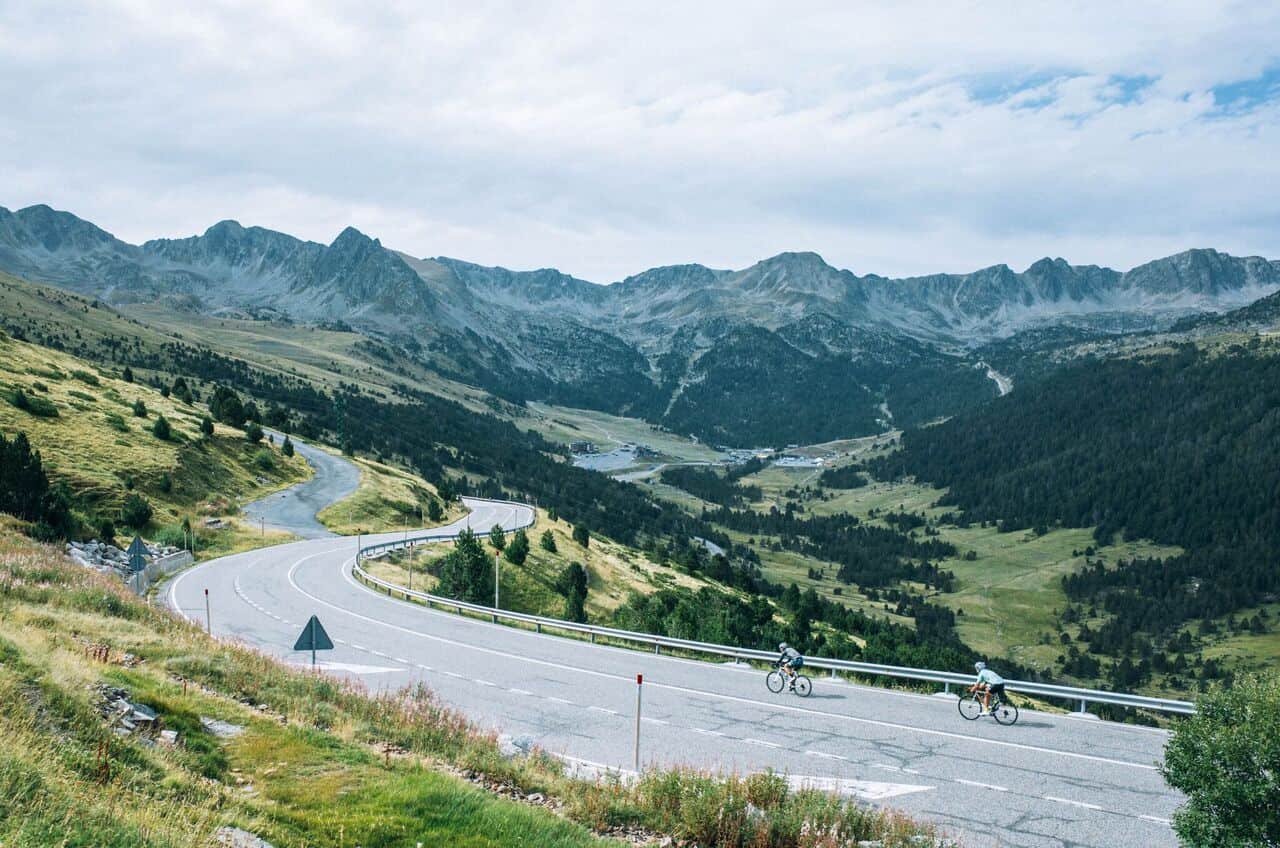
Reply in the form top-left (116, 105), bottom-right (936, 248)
top-left (241, 431), bottom-right (359, 538)
top-left (172, 446), bottom-right (1182, 848)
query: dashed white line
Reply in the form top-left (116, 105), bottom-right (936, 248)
top-left (1140, 815), bottom-right (1173, 825)
top-left (872, 763), bottom-right (902, 772)
top-left (804, 750), bottom-right (847, 761)
top-left (641, 717), bottom-right (669, 726)
top-left (546, 696), bottom-right (574, 705)
top-left (442, 671), bottom-right (463, 679)
top-left (743, 738), bottom-right (781, 749)
top-left (350, 643), bottom-right (368, 651)
top-left (955, 778), bottom-right (1008, 792)
top-left (474, 679), bottom-right (497, 687)
top-left (392, 657), bottom-right (409, 664)
top-left (1045, 796), bottom-right (1103, 811)
top-left (691, 728), bottom-right (725, 737)
top-left (508, 688), bottom-right (533, 696)
top-left (416, 664), bottom-right (433, 671)
top-left (588, 706), bottom-right (619, 715)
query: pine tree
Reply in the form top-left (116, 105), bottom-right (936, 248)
top-left (559, 563), bottom-right (588, 623)
top-left (572, 524), bottom-right (590, 548)
top-left (540, 529), bottom-right (557, 553)
top-left (437, 529), bottom-right (491, 605)
top-left (281, 435), bottom-right (294, 457)
top-left (489, 524), bottom-right (506, 551)
top-left (151, 414), bottom-right (172, 441)
top-left (122, 366), bottom-right (133, 383)
top-left (132, 399), bottom-right (147, 418)
top-left (504, 529), bottom-right (529, 566)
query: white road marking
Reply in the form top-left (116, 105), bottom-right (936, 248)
top-left (508, 688), bottom-right (533, 696)
top-left (641, 717), bottom-right (669, 725)
top-left (546, 696), bottom-right (574, 705)
top-left (955, 778), bottom-right (1008, 792)
top-left (804, 750), bottom-right (847, 761)
top-left (743, 738), bottom-right (781, 749)
top-left (474, 679), bottom-right (497, 687)
top-left (786, 774), bottom-right (933, 801)
top-left (588, 706), bottom-right (619, 715)
top-left (1045, 796), bottom-right (1103, 811)
top-left (1140, 815), bottom-right (1173, 825)
top-left (691, 728), bottom-right (725, 737)
top-left (285, 660), bottom-right (401, 674)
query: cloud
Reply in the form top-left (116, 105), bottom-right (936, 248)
top-left (0, 1), bottom-right (1277, 281)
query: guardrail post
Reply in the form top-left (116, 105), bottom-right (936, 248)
top-left (1078, 698), bottom-right (1087, 714)
top-left (654, 644), bottom-right (660, 655)
top-left (944, 682), bottom-right (951, 695)
top-left (590, 633), bottom-right (596, 644)
top-left (536, 623), bottom-right (542, 634)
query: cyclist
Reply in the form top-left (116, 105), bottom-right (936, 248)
top-left (970, 661), bottom-right (1005, 715)
top-left (777, 642), bottom-right (804, 690)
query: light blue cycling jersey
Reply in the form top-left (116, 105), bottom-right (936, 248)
top-left (976, 668), bottom-right (1004, 686)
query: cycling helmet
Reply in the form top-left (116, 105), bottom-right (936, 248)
top-left (779, 642), bottom-right (789, 651)
top-left (974, 661), bottom-right (987, 672)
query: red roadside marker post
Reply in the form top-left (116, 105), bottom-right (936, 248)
top-left (634, 673), bottom-right (643, 771)
top-left (204, 588), bottom-right (211, 635)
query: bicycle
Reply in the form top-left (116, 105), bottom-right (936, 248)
top-left (766, 661), bottom-right (812, 697)
top-left (957, 688), bottom-right (1019, 725)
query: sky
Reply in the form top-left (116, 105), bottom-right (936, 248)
top-left (1, 1), bottom-right (1278, 282)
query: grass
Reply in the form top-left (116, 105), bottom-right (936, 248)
top-left (317, 454), bottom-right (466, 535)
top-left (365, 508), bottom-right (711, 621)
top-left (0, 528), bottom-right (946, 848)
top-left (519, 401), bottom-right (722, 462)
top-left (0, 331), bottom-right (311, 556)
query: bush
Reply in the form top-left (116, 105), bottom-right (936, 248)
top-left (200, 416), bottom-right (214, 438)
top-left (540, 529), bottom-right (557, 553)
top-left (281, 435), bottom-right (294, 457)
top-left (0, 432), bottom-right (72, 537)
top-left (71, 369), bottom-right (100, 386)
top-left (489, 524), bottom-right (506, 551)
top-left (572, 524), bottom-right (590, 548)
top-left (151, 414), bottom-right (172, 441)
top-left (121, 366), bottom-right (133, 383)
top-left (105, 412), bottom-right (128, 432)
top-left (132, 399), bottom-right (147, 418)
top-left (208, 385), bottom-right (245, 427)
top-left (157, 473), bottom-right (172, 494)
top-left (1162, 674), bottom-right (1280, 845)
top-left (97, 518), bottom-right (116, 542)
top-left (503, 529), bottom-right (529, 566)
top-left (253, 449), bottom-right (275, 471)
top-left (119, 493), bottom-right (153, 530)
top-left (559, 563), bottom-right (588, 623)
top-left (244, 421), bottom-right (264, 443)
top-left (437, 529), bottom-right (492, 605)
top-left (7, 388), bottom-right (59, 418)
top-left (426, 497), bottom-right (443, 522)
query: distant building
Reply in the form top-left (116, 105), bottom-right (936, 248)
top-left (570, 441), bottom-right (597, 454)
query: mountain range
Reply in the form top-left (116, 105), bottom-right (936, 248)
top-left (3, 202), bottom-right (1278, 445)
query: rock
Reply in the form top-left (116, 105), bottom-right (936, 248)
top-left (527, 792), bottom-right (545, 804)
top-left (214, 826), bottom-right (276, 848)
top-left (497, 733), bottom-right (535, 758)
top-left (201, 716), bottom-right (246, 739)
top-left (158, 729), bottom-right (179, 747)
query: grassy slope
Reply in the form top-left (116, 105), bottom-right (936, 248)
top-left (0, 528), bottom-right (939, 848)
top-left (317, 454), bottom-right (467, 535)
top-left (365, 509), bottom-right (711, 621)
top-left (0, 332), bottom-right (310, 557)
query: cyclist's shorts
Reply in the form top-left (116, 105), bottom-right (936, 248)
top-left (788, 657), bottom-right (804, 669)
top-left (989, 682), bottom-right (1005, 695)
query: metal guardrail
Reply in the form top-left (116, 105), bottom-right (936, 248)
top-left (354, 506), bottom-right (1195, 718)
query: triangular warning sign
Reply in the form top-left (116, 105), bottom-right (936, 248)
top-left (127, 536), bottom-right (147, 559)
top-left (293, 615), bottom-right (334, 652)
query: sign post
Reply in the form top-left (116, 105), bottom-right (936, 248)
top-left (494, 551), bottom-right (501, 611)
top-left (634, 674), bottom-right (643, 771)
top-left (203, 588), bottom-right (211, 635)
top-left (292, 615), bottom-right (334, 668)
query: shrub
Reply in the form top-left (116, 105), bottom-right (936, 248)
top-left (7, 388), bottom-right (59, 418)
top-left (253, 449), bottom-right (275, 471)
top-left (0, 432), bottom-right (72, 538)
top-left (489, 524), bottom-right (506, 551)
top-left (559, 563), bottom-right (588, 623)
top-left (244, 421), bottom-right (264, 443)
top-left (1163, 674), bottom-right (1280, 845)
top-left (171, 376), bottom-right (192, 404)
top-left (572, 524), bottom-right (590, 548)
top-left (199, 416), bottom-right (214, 438)
top-left (97, 518), bottom-right (116, 542)
top-left (121, 366), bottom-right (133, 383)
top-left (157, 473), bottom-right (172, 494)
top-left (426, 497), bottom-right (443, 522)
top-left (540, 529), bottom-right (557, 553)
top-left (71, 369), bottom-right (100, 386)
top-left (437, 529), bottom-right (493, 605)
top-left (151, 414), bottom-right (172, 440)
top-left (119, 493), bottom-right (153, 529)
top-left (132, 399), bottom-right (147, 418)
top-left (105, 412), bottom-right (128, 432)
top-left (503, 529), bottom-right (529, 566)
top-left (208, 385), bottom-right (245, 427)
top-left (281, 435), bottom-right (294, 457)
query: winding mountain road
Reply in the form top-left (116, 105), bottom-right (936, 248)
top-left (168, 443), bottom-right (1182, 848)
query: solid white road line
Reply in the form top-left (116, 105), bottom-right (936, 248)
top-left (955, 778), bottom-right (1009, 792)
top-left (743, 738), bottom-right (782, 749)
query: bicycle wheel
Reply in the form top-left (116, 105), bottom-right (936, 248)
top-left (793, 676), bottom-right (812, 697)
top-left (957, 695), bottom-right (982, 720)
top-left (993, 700), bottom-right (1019, 726)
top-left (766, 670), bottom-right (785, 693)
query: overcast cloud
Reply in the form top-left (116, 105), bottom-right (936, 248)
top-left (1, 1), bottom-right (1278, 281)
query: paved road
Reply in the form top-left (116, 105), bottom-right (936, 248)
top-left (170, 449), bottom-right (1182, 847)
top-left (241, 431), bottom-right (360, 538)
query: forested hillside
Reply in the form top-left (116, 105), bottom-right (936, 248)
top-left (874, 341), bottom-right (1280, 660)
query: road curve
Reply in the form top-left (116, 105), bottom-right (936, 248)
top-left (241, 431), bottom-right (360, 539)
top-left (169, 442), bottom-right (1182, 847)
